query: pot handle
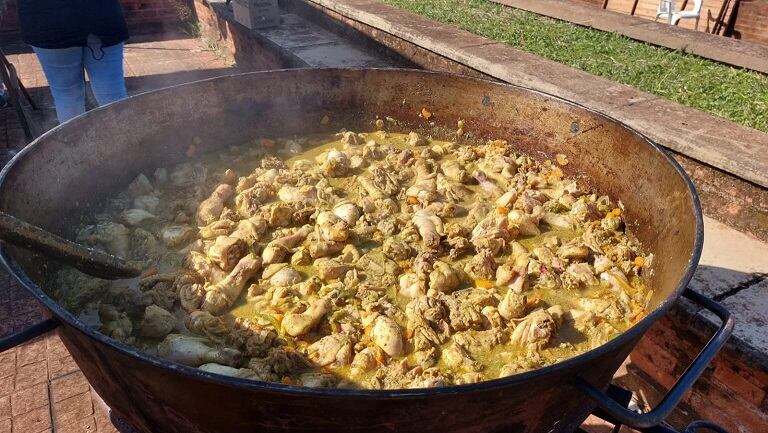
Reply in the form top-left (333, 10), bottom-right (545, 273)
top-left (0, 318), bottom-right (60, 352)
top-left (574, 288), bottom-right (734, 429)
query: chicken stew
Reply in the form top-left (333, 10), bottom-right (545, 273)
top-left (53, 125), bottom-right (652, 389)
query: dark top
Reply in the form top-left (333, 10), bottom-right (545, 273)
top-left (17, 0), bottom-right (129, 49)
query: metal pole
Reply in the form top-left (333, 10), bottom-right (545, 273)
top-left (669, 0), bottom-right (676, 24)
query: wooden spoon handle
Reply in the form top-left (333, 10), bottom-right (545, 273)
top-left (0, 211), bottom-right (143, 280)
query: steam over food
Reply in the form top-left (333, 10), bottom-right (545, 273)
top-left (55, 125), bottom-right (652, 389)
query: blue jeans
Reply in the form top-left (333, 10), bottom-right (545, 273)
top-left (33, 43), bottom-right (127, 123)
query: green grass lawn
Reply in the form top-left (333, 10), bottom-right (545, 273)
top-left (382, 0), bottom-right (768, 132)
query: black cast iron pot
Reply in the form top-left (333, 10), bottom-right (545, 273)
top-left (0, 69), bottom-right (732, 433)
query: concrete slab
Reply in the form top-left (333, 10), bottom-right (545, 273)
top-left (203, 0), bottom-right (398, 69)
top-left (490, 0), bottom-right (768, 74)
top-left (690, 217), bottom-right (768, 299)
top-left (699, 279), bottom-right (768, 363)
top-left (302, 0), bottom-right (768, 189)
top-left (258, 13), bottom-right (340, 49)
top-left (291, 41), bottom-right (392, 67)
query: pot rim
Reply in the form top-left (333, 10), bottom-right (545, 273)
top-left (0, 68), bottom-right (704, 398)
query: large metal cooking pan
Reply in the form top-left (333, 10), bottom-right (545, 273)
top-left (0, 69), bottom-right (732, 433)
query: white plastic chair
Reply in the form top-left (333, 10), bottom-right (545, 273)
top-left (656, 0), bottom-right (703, 30)
top-left (655, 0), bottom-right (674, 22)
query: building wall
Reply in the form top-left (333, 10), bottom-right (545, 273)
top-left (0, 0), bottom-right (192, 34)
top-left (733, 0), bottom-right (768, 43)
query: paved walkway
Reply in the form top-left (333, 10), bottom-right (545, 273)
top-left (489, 0), bottom-right (768, 74)
top-left (0, 34), bottom-right (242, 433)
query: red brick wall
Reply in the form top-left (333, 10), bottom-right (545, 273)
top-left (622, 312), bottom-right (768, 433)
top-left (0, 0), bottom-right (193, 34)
top-left (733, 0), bottom-right (768, 44)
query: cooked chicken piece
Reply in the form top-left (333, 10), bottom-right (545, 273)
top-left (133, 194), bottom-right (160, 213)
top-left (577, 297), bottom-right (624, 322)
top-left (157, 225), bottom-right (195, 249)
top-left (496, 260), bottom-right (528, 293)
top-left (454, 329), bottom-right (508, 354)
top-left (464, 249), bottom-right (497, 281)
top-left (473, 170), bottom-right (503, 197)
top-left (471, 212), bottom-right (510, 254)
top-left (405, 177), bottom-right (438, 204)
top-left (316, 259), bottom-right (351, 281)
top-left (235, 183), bottom-right (276, 218)
top-left (99, 304), bottom-right (133, 343)
top-left (277, 184), bottom-right (318, 205)
top-left (262, 225), bottom-right (313, 265)
top-left (267, 265), bottom-right (303, 287)
top-left (542, 212), bottom-right (578, 230)
top-left (307, 333), bottom-right (353, 367)
top-left (356, 251), bottom-right (401, 284)
top-left (207, 236), bottom-right (248, 272)
top-left (230, 217), bottom-right (267, 246)
top-left (563, 262), bottom-right (599, 289)
top-left (341, 131), bottom-right (363, 146)
top-left (399, 272), bottom-right (427, 298)
top-left (440, 160), bottom-right (471, 184)
top-left (338, 244), bottom-right (361, 264)
top-left (428, 261), bottom-right (463, 293)
top-left (316, 211), bottom-right (350, 242)
top-left (495, 190), bottom-right (519, 208)
top-left (557, 243), bottom-right (590, 260)
top-left (185, 310), bottom-right (229, 343)
top-left (442, 342), bottom-right (482, 372)
top-left (371, 315), bottom-right (403, 357)
top-left (356, 175), bottom-right (389, 199)
top-left (333, 201), bottom-right (362, 226)
top-left (412, 210), bottom-right (443, 249)
top-left (509, 306), bottom-right (564, 350)
top-left (199, 220), bottom-right (235, 240)
top-left (498, 290), bottom-right (527, 320)
top-left (593, 255), bottom-right (614, 274)
top-left (481, 306), bottom-right (503, 328)
top-left (185, 251), bottom-right (228, 283)
top-left (382, 238), bottom-right (413, 260)
top-left (600, 269), bottom-right (634, 314)
top-left (514, 190), bottom-right (544, 214)
top-left (158, 334), bottom-right (242, 367)
top-left (265, 202), bottom-right (293, 227)
top-left (507, 209), bottom-right (540, 236)
top-left (300, 372), bottom-right (339, 388)
top-left (442, 294), bottom-right (485, 332)
top-left (197, 184), bottom-right (233, 225)
top-left (78, 222), bottom-right (131, 258)
top-left (198, 363), bottom-right (267, 380)
top-left (407, 131), bottom-right (428, 146)
top-left (139, 305), bottom-right (177, 338)
top-left (280, 298), bottom-right (331, 337)
top-left (177, 275), bottom-right (206, 313)
top-left (170, 162), bottom-right (207, 188)
top-left (351, 346), bottom-right (383, 376)
top-left (308, 240), bottom-right (345, 259)
top-left (201, 254), bottom-right (262, 315)
top-left (321, 149), bottom-right (350, 177)
top-left (532, 246), bottom-right (564, 272)
top-left (436, 175), bottom-right (473, 202)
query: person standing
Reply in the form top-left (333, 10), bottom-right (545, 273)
top-left (16, 0), bottom-right (129, 123)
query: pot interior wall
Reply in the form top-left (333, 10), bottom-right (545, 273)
top-left (0, 69), bottom-right (697, 312)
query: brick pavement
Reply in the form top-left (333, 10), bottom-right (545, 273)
top-left (0, 33), bottom-right (241, 433)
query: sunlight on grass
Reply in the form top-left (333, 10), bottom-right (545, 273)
top-left (382, 0), bottom-right (768, 132)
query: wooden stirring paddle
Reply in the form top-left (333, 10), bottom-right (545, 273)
top-left (0, 211), bottom-right (143, 280)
